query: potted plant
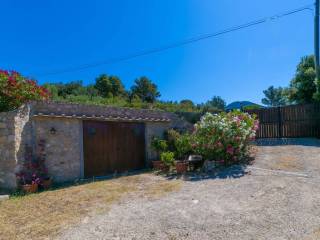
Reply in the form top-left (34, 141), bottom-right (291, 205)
top-left (16, 140), bottom-right (52, 193)
top-left (22, 182), bottom-right (39, 194)
top-left (16, 172), bottom-right (40, 194)
top-left (160, 151), bottom-right (175, 172)
top-left (151, 137), bottom-right (168, 170)
top-left (41, 176), bottom-right (52, 190)
top-left (174, 133), bottom-right (192, 174)
top-left (175, 161), bottom-right (188, 174)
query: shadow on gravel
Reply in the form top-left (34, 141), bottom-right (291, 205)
top-left (255, 138), bottom-right (320, 147)
top-left (165, 164), bottom-right (249, 182)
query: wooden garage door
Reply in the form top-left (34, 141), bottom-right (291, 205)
top-left (83, 121), bottom-right (145, 178)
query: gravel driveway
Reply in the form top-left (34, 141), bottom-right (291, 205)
top-left (59, 138), bottom-right (320, 240)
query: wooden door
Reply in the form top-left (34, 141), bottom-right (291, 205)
top-left (83, 121), bottom-right (145, 178)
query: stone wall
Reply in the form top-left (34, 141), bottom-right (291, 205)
top-left (0, 105), bottom-right (83, 189)
top-left (0, 111), bottom-right (17, 189)
top-left (0, 105), bottom-right (32, 190)
top-left (145, 122), bottom-right (171, 166)
top-left (33, 117), bottom-right (82, 182)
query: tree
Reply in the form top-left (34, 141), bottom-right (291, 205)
top-left (289, 55), bottom-right (317, 103)
top-left (44, 81), bottom-right (86, 98)
top-left (0, 70), bottom-right (49, 112)
top-left (205, 96), bottom-right (226, 110)
top-left (86, 84), bottom-right (99, 100)
top-left (180, 99), bottom-right (194, 107)
top-left (261, 86), bottom-right (289, 106)
top-left (179, 99), bottom-right (195, 111)
top-left (94, 74), bottom-right (126, 98)
top-left (43, 83), bottom-right (59, 99)
top-left (130, 77), bottom-right (160, 103)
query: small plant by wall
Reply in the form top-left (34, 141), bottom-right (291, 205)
top-left (160, 151), bottom-right (175, 167)
top-left (151, 137), bottom-right (168, 157)
top-left (16, 139), bottom-right (51, 193)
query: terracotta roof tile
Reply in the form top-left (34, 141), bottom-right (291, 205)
top-left (31, 101), bottom-right (175, 122)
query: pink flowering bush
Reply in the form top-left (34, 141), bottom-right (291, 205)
top-left (0, 69), bottom-right (49, 112)
top-left (191, 111), bottom-right (258, 166)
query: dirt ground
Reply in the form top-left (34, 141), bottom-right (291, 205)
top-left (58, 138), bottom-right (320, 240)
top-left (0, 175), bottom-right (181, 240)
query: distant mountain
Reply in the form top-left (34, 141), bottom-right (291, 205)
top-left (225, 101), bottom-right (262, 111)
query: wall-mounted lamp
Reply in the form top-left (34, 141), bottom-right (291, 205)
top-left (50, 127), bottom-right (57, 135)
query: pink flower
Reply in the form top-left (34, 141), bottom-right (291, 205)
top-left (32, 178), bottom-right (41, 185)
top-left (226, 145), bottom-right (234, 155)
top-left (0, 70), bottom-right (9, 76)
top-left (249, 136), bottom-right (256, 141)
top-left (216, 141), bottom-right (223, 148)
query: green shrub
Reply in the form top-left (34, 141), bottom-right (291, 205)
top-left (243, 104), bottom-right (262, 111)
top-left (175, 133), bottom-right (192, 160)
top-left (165, 129), bottom-right (180, 152)
top-left (175, 111), bottom-right (202, 124)
top-left (151, 137), bottom-right (168, 155)
top-left (160, 151), bottom-right (175, 167)
top-left (165, 129), bottom-right (192, 160)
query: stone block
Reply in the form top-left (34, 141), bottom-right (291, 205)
top-left (0, 128), bottom-right (8, 135)
top-left (0, 136), bottom-right (7, 143)
top-left (7, 135), bottom-right (15, 142)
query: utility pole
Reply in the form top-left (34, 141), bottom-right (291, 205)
top-left (315, 0), bottom-right (320, 96)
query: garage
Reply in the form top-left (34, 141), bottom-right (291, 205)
top-left (0, 101), bottom-right (192, 189)
top-left (83, 120), bottom-right (146, 178)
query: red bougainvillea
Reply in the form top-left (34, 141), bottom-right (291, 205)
top-left (0, 69), bottom-right (49, 111)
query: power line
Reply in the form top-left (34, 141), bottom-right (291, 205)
top-left (38, 4), bottom-right (314, 77)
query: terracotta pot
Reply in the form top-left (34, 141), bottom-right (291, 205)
top-left (22, 183), bottom-right (38, 193)
top-left (159, 163), bottom-right (170, 172)
top-left (176, 161), bottom-right (188, 174)
top-left (42, 178), bottom-right (52, 190)
top-left (152, 160), bottom-right (162, 170)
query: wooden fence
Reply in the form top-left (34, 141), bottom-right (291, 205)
top-left (246, 103), bottom-right (320, 138)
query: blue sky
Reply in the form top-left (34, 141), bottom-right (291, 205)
top-left (0, 0), bottom-right (314, 104)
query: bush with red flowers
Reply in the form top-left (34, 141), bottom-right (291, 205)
top-left (0, 69), bottom-right (49, 112)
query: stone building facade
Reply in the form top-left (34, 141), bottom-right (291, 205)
top-left (0, 101), bottom-right (190, 190)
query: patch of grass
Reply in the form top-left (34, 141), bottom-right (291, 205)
top-left (0, 174), bottom-right (181, 240)
top-left (0, 175), bottom-right (137, 239)
top-left (144, 181), bottom-right (182, 199)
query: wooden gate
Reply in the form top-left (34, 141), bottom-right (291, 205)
top-left (83, 121), bottom-right (145, 178)
top-left (247, 103), bottom-right (320, 138)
